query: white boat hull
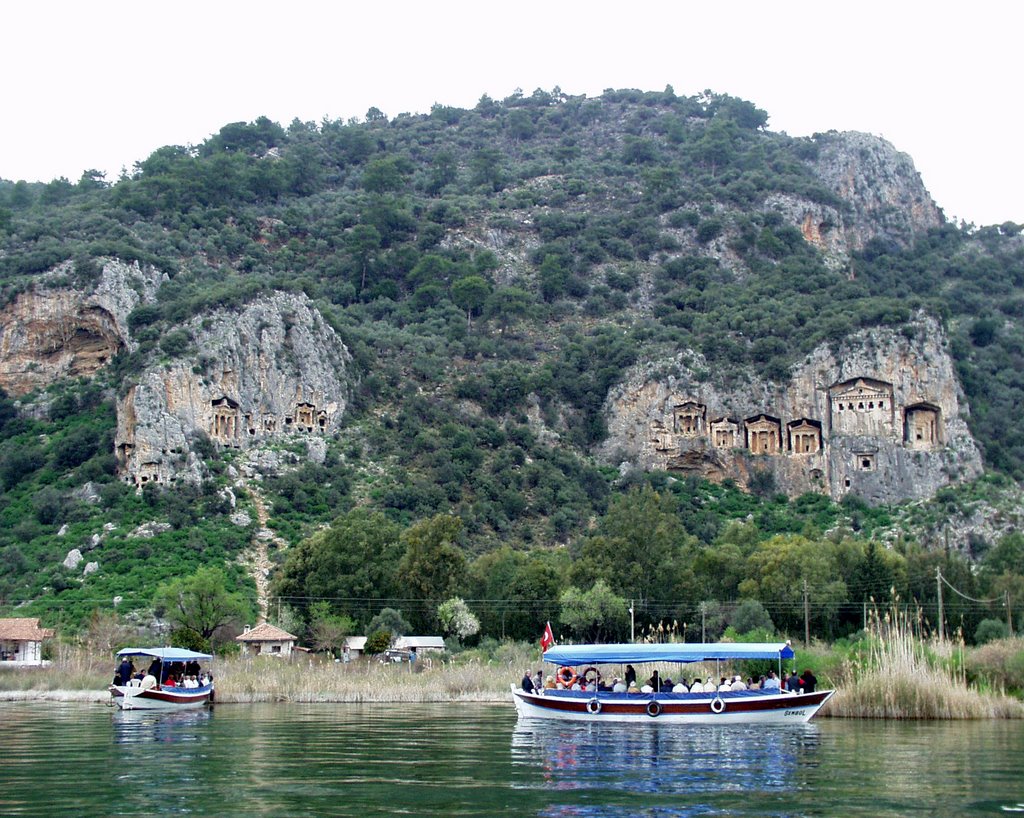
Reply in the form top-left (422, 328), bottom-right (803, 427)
top-left (109, 684), bottom-right (213, 710)
top-left (512, 686), bottom-right (833, 724)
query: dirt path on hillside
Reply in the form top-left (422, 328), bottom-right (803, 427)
top-left (236, 479), bottom-right (289, 624)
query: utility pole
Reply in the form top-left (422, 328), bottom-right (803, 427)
top-left (700, 602), bottom-right (706, 644)
top-left (936, 567), bottom-right (945, 641)
top-left (803, 579), bottom-right (810, 647)
top-left (629, 600), bottom-right (635, 643)
top-left (1007, 590), bottom-right (1014, 635)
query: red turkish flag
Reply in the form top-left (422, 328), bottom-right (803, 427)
top-left (541, 622), bottom-right (555, 653)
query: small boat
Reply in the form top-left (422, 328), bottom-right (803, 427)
top-left (512, 642), bottom-right (834, 724)
top-left (108, 647), bottom-right (214, 710)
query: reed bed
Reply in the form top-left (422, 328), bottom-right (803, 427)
top-left (214, 655), bottom-right (514, 703)
top-left (0, 642), bottom-right (109, 694)
top-left (3, 628), bottom-right (1021, 718)
top-left (825, 604), bottom-right (1024, 719)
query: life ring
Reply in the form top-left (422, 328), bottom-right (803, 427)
top-left (586, 697), bottom-right (602, 715)
top-left (710, 696), bottom-right (725, 714)
top-left (646, 701), bottom-right (662, 717)
top-left (582, 666), bottom-right (601, 686)
top-left (557, 666), bottom-right (578, 687)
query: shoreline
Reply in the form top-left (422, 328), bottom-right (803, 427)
top-left (0, 689), bottom-right (511, 705)
top-left (2, 687), bottom-right (1021, 719)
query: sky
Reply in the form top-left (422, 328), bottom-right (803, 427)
top-left (4, 1), bottom-right (1021, 227)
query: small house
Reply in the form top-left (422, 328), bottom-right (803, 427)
top-left (236, 623), bottom-right (298, 657)
top-left (394, 636), bottom-right (446, 654)
top-left (343, 636), bottom-right (367, 658)
top-left (0, 618), bottom-right (53, 665)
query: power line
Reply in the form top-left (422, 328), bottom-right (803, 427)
top-left (938, 570), bottom-right (1002, 604)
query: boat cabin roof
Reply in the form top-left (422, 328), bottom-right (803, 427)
top-left (543, 642), bottom-right (795, 666)
top-left (116, 647), bottom-right (212, 662)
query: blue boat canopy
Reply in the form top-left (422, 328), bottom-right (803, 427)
top-left (116, 647), bottom-right (212, 662)
top-left (542, 642), bottom-right (795, 666)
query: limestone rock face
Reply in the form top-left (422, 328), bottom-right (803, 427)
top-left (599, 315), bottom-right (982, 505)
top-left (762, 133), bottom-right (944, 271)
top-left (115, 292), bottom-right (353, 486)
top-left (810, 131), bottom-right (943, 252)
top-left (0, 259), bottom-right (163, 396)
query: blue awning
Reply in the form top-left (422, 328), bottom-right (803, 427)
top-left (116, 647), bottom-right (212, 662)
top-left (542, 642), bottom-right (795, 666)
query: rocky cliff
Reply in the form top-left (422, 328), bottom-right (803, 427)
top-left (115, 292), bottom-right (353, 486)
top-left (599, 314), bottom-right (982, 505)
top-left (765, 131), bottom-right (943, 270)
top-left (0, 259), bottom-right (354, 486)
top-left (0, 259), bottom-right (163, 397)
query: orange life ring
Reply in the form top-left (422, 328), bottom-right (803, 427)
top-left (557, 666), bottom-right (578, 687)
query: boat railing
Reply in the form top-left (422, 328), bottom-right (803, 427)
top-left (538, 688), bottom-right (789, 700)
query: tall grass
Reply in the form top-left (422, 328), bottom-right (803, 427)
top-left (4, 631), bottom-right (1022, 718)
top-left (0, 643), bottom-right (110, 700)
top-left (215, 655), bottom-right (514, 703)
top-left (826, 603), bottom-right (1024, 719)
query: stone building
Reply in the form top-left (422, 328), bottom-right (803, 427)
top-left (745, 414), bottom-right (782, 454)
top-left (829, 377), bottom-right (894, 437)
top-left (0, 618), bottom-right (53, 665)
top-left (236, 623), bottom-right (299, 658)
top-left (905, 403), bottom-right (941, 449)
top-left (788, 419), bottom-right (822, 454)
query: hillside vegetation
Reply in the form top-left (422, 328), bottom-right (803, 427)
top-left (0, 87), bottom-right (1021, 649)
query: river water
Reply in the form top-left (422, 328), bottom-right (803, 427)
top-left (0, 701), bottom-right (1021, 816)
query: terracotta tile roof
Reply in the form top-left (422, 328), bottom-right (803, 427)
top-left (0, 618), bottom-right (54, 641)
top-left (236, 622), bottom-right (297, 642)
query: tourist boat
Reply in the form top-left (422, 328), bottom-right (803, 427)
top-left (108, 647), bottom-right (214, 710)
top-left (511, 642), bottom-right (834, 724)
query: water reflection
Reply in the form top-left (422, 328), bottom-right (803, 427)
top-left (112, 708), bottom-right (212, 745)
top-left (512, 720), bottom-right (822, 817)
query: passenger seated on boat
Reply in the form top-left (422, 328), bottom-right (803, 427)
top-left (570, 681), bottom-right (582, 691)
top-left (763, 671), bottom-right (780, 691)
top-left (731, 675), bottom-right (747, 691)
top-left (689, 678), bottom-right (702, 692)
top-left (544, 675), bottom-right (556, 689)
top-left (786, 670), bottom-right (801, 692)
top-left (672, 681), bottom-right (687, 693)
top-left (801, 669), bottom-right (817, 693)
top-left (627, 681), bottom-right (641, 695)
top-left (718, 677), bottom-right (731, 692)
top-left (183, 676), bottom-right (198, 689)
top-left (521, 670), bottom-right (536, 693)
top-left (164, 676), bottom-right (177, 688)
top-left (660, 677), bottom-right (673, 692)
top-left (612, 677), bottom-right (627, 693)
top-left (200, 672), bottom-right (212, 686)
top-left (647, 670), bottom-right (660, 690)
top-left (140, 674), bottom-right (157, 690)
top-left (640, 684), bottom-right (654, 694)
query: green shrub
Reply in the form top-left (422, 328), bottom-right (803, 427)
top-left (975, 618), bottom-right (1010, 645)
